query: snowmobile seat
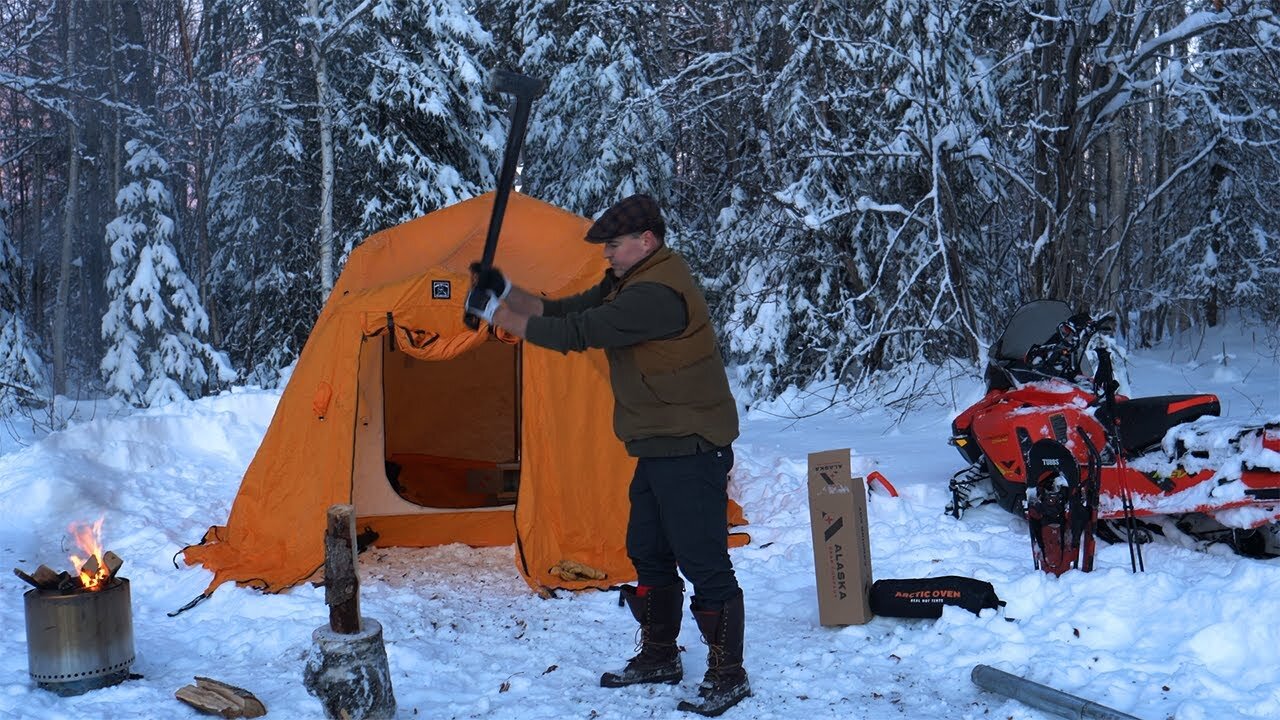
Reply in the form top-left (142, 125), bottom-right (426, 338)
top-left (1113, 394), bottom-right (1220, 456)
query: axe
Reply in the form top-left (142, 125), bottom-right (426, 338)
top-left (464, 70), bottom-right (546, 329)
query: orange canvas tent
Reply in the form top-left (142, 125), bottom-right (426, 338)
top-left (184, 192), bottom-right (746, 594)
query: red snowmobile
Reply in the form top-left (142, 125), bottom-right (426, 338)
top-left (948, 300), bottom-right (1280, 573)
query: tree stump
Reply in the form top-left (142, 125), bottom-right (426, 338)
top-left (302, 505), bottom-right (396, 719)
top-left (303, 619), bottom-right (396, 720)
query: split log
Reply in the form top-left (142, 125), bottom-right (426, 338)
top-left (324, 504), bottom-right (361, 634)
top-left (32, 565), bottom-right (60, 589)
top-left (13, 568), bottom-right (40, 588)
top-left (174, 676), bottom-right (267, 718)
top-left (103, 551), bottom-right (124, 581)
top-left (81, 554), bottom-right (101, 578)
top-left (14, 564), bottom-right (73, 591)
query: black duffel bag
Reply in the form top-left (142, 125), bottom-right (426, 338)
top-left (869, 576), bottom-right (1003, 618)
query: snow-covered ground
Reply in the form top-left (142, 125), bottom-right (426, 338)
top-left (2, 321), bottom-right (1278, 720)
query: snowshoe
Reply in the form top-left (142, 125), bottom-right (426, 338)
top-left (1025, 439), bottom-right (1098, 575)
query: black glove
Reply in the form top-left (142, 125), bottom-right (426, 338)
top-left (469, 262), bottom-right (511, 301)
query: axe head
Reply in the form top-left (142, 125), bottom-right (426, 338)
top-left (491, 69), bottom-right (546, 101)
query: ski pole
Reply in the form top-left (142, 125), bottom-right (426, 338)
top-left (971, 664), bottom-right (1145, 720)
top-left (1094, 347), bottom-right (1144, 572)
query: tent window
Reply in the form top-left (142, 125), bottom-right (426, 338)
top-left (381, 335), bottom-right (520, 508)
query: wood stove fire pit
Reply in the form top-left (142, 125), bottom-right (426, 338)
top-left (14, 519), bottom-right (136, 696)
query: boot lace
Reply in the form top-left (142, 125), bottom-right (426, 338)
top-left (629, 626), bottom-right (676, 666)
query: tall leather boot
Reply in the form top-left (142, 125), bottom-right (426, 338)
top-left (600, 582), bottom-right (684, 687)
top-left (677, 590), bottom-right (750, 717)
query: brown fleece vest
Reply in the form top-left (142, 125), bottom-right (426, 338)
top-left (603, 247), bottom-right (740, 454)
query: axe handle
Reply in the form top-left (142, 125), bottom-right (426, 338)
top-left (465, 72), bottom-right (545, 329)
top-left (480, 97), bottom-right (535, 268)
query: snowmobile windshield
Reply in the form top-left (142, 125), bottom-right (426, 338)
top-left (991, 300), bottom-right (1073, 363)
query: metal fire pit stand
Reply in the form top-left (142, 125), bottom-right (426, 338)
top-left (24, 577), bottom-right (136, 696)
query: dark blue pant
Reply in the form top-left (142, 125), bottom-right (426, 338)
top-left (626, 446), bottom-right (739, 607)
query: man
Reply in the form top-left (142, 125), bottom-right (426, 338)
top-left (465, 194), bottom-right (749, 717)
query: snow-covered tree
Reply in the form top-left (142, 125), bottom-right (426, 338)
top-left (829, 0), bottom-right (1005, 363)
top-left (337, 0), bottom-right (501, 242)
top-left (3, 0), bottom-right (1279, 408)
top-left (513, 0), bottom-right (673, 215)
top-left (101, 140), bottom-right (234, 407)
top-left (1152, 5), bottom-right (1280, 329)
top-left (693, 1), bottom-right (1004, 399)
top-left (205, 1), bottom-right (320, 386)
top-left (0, 198), bottom-right (46, 410)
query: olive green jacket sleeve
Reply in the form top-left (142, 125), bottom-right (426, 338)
top-left (526, 280), bottom-right (687, 353)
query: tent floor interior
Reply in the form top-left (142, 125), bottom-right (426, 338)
top-left (385, 453), bottom-right (519, 509)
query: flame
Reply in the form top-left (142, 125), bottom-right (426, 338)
top-left (68, 517), bottom-right (108, 591)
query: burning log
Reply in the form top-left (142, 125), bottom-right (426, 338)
top-left (16, 550), bottom-right (125, 593)
top-left (81, 554), bottom-right (101, 580)
top-left (13, 556), bottom-right (130, 594)
top-left (56, 571), bottom-right (80, 593)
top-left (175, 676), bottom-right (267, 718)
top-left (103, 551), bottom-right (123, 579)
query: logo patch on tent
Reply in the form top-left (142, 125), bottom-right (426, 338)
top-left (431, 280), bottom-right (451, 299)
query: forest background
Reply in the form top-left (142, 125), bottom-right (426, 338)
top-left (1, 0), bottom-right (1277, 416)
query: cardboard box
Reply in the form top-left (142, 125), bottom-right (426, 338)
top-left (807, 449), bottom-right (874, 625)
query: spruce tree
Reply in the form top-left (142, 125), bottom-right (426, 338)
top-left (205, 0), bottom-right (320, 386)
top-left (101, 140), bottom-right (234, 406)
top-left (338, 0), bottom-right (501, 240)
top-left (514, 0), bottom-right (673, 215)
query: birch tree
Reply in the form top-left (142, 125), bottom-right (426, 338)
top-left (50, 0), bottom-right (80, 397)
top-left (303, 0), bottom-right (373, 296)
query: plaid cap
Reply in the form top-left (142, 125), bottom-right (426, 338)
top-left (585, 194), bottom-right (665, 243)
